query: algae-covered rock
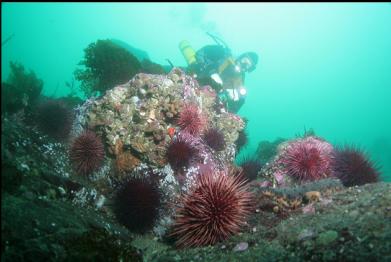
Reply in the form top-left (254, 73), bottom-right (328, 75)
top-left (316, 230), bottom-right (338, 246)
top-left (152, 182), bottom-right (391, 262)
top-left (2, 194), bottom-right (142, 261)
top-left (76, 68), bottom-right (245, 206)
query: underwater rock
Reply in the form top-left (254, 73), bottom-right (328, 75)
top-left (233, 242), bottom-right (249, 252)
top-left (316, 230), bottom-right (338, 246)
top-left (1, 162), bottom-right (23, 195)
top-left (2, 193), bottom-right (142, 261)
top-left (82, 68), bottom-right (245, 186)
top-left (302, 203), bottom-right (316, 214)
top-left (154, 182), bottom-right (391, 261)
top-left (297, 228), bottom-right (317, 241)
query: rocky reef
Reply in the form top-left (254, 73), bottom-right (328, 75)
top-left (2, 69), bottom-right (390, 261)
top-left (84, 68), bottom-right (243, 168)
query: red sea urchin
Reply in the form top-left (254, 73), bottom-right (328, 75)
top-left (177, 102), bottom-right (206, 136)
top-left (279, 136), bottom-right (334, 182)
top-left (114, 175), bottom-right (161, 233)
top-left (171, 171), bottom-right (253, 248)
top-left (166, 132), bottom-right (201, 171)
top-left (202, 128), bottom-right (226, 151)
top-left (333, 145), bottom-right (380, 187)
top-left (70, 131), bottom-right (105, 175)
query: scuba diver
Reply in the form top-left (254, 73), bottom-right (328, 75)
top-left (179, 33), bottom-right (259, 113)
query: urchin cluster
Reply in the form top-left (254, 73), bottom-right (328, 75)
top-left (333, 145), bottom-right (380, 187)
top-left (279, 136), bottom-right (334, 182)
top-left (176, 103), bottom-right (206, 136)
top-left (36, 99), bottom-right (73, 140)
top-left (171, 171), bottom-right (253, 248)
top-left (114, 174), bottom-right (161, 233)
top-left (166, 132), bottom-right (202, 171)
top-left (69, 130), bottom-right (105, 175)
top-left (202, 128), bottom-right (226, 152)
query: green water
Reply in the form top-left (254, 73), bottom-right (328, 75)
top-left (2, 3), bottom-right (391, 180)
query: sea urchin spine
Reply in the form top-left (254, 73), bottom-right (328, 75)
top-left (177, 102), bottom-right (206, 136)
top-left (36, 99), bottom-right (73, 140)
top-left (238, 157), bottom-right (263, 181)
top-left (202, 128), bottom-right (226, 152)
top-left (70, 130), bottom-right (105, 175)
top-left (166, 132), bottom-right (202, 171)
top-left (114, 175), bottom-right (161, 233)
top-left (279, 136), bottom-right (334, 182)
top-left (333, 145), bottom-right (380, 187)
top-left (171, 171), bottom-right (253, 248)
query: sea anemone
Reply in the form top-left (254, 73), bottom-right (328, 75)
top-left (235, 129), bottom-right (248, 154)
top-left (70, 131), bottom-right (105, 175)
top-left (166, 132), bottom-right (201, 171)
top-left (238, 157), bottom-right (263, 181)
top-left (171, 171), bottom-right (253, 248)
top-left (202, 128), bottom-right (226, 151)
top-left (333, 145), bottom-right (380, 187)
top-left (177, 103), bottom-right (206, 136)
top-left (114, 175), bottom-right (161, 233)
top-left (279, 136), bottom-right (334, 182)
top-left (36, 99), bottom-right (73, 140)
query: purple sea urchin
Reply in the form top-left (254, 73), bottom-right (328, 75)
top-left (70, 131), bottom-right (105, 175)
top-left (238, 157), bottom-right (263, 181)
top-left (166, 132), bottom-right (201, 171)
top-left (36, 99), bottom-right (73, 140)
top-left (333, 145), bottom-right (380, 187)
top-left (202, 128), bottom-right (226, 151)
top-left (114, 175), bottom-right (161, 233)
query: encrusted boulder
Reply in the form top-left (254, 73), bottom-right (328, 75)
top-left (84, 68), bottom-right (244, 175)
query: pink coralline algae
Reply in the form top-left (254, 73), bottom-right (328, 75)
top-left (302, 203), bottom-right (316, 214)
top-left (273, 170), bottom-right (288, 187)
top-left (258, 180), bottom-right (272, 188)
top-left (166, 131), bottom-right (203, 171)
top-left (200, 85), bottom-right (217, 97)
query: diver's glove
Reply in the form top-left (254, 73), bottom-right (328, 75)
top-left (210, 73), bottom-right (223, 86)
top-left (225, 86), bottom-right (247, 102)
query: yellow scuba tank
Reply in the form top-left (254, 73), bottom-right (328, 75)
top-left (179, 40), bottom-right (197, 66)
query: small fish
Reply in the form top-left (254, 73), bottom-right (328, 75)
top-left (167, 127), bottom-right (176, 139)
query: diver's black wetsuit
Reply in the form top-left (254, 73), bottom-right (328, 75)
top-left (190, 45), bottom-right (247, 113)
top-left (193, 45), bottom-right (231, 78)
